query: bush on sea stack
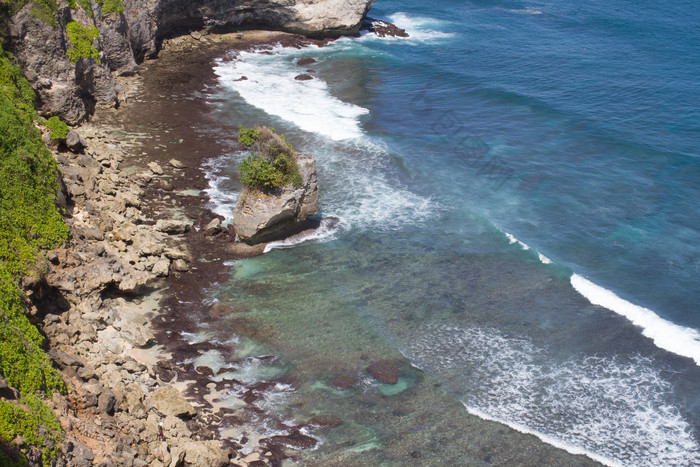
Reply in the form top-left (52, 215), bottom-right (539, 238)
top-left (237, 126), bottom-right (303, 191)
top-left (232, 125), bottom-right (319, 244)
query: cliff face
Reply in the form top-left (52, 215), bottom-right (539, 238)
top-left (2, 0), bottom-right (374, 123)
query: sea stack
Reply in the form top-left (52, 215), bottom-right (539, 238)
top-left (232, 128), bottom-right (319, 244)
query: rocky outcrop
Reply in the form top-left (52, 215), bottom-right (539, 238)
top-left (2, 0), bottom-right (374, 123)
top-left (232, 151), bottom-right (319, 244)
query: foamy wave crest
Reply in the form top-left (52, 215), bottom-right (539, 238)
top-left (263, 217), bottom-right (339, 253)
top-left (203, 154), bottom-right (241, 222)
top-left (571, 274), bottom-right (700, 366)
top-left (403, 324), bottom-right (700, 466)
top-left (214, 48), bottom-right (368, 140)
top-left (388, 12), bottom-right (455, 42)
top-left (501, 229), bottom-right (556, 265)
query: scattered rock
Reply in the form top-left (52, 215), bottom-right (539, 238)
top-left (66, 131), bottom-right (85, 152)
top-left (148, 162), bottom-right (164, 175)
top-left (148, 387), bottom-right (197, 419)
top-left (367, 359), bottom-right (400, 384)
top-left (171, 259), bottom-right (189, 272)
top-left (204, 218), bottom-right (222, 235)
top-left (98, 388), bottom-right (116, 415)
top-left (208, 302), bottom-right (234, 318)
top-left (297, 57), bottom-right (316, 66)
top-left (330, 376), bottom-right (355, 389)
top-left (168, 158), bottom-right (185, 168)
top-left (155, 219), bottom-right (192, 234)
top-left (308, 415), bottom-right (342, 428)
top-left (295, 74), bottom-right (313, 81)
top-left (176, 439), bottom-right (229, 467)
top-left (0, 375), bottom-right (19, 399)
top-left (361, 17), bottom-right (409, 37)
top-left (152, 258), bottom-right (170, 277)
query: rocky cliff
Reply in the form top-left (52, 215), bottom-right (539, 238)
top-left (1, 0), bottom-right (374, 123)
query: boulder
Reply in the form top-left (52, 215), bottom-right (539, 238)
top-left (232, 151), bottom-right (319, 244)
top-left (155, 219), bottom-right (192, 234)
top-left (367, 359), bottom-right (400, 384)
top-left (175, 439), bottom-right (229, 467)
top-left (148, 387), bottom-right (197, 419)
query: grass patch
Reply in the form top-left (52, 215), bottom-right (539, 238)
top-left (0, 47), bottom-right (66, 465)
top-left (96, 0), bottom-right (121, 17)
top-left (238, 126), bottom-right (303, 192)
top-left (65, 20), bottom-right (99, 63)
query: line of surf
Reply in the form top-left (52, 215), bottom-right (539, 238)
top-left (500, 229), bottom-right (700, 366)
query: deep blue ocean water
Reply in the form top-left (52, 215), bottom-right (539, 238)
top-left (192, 0), bottom-right (700, 464)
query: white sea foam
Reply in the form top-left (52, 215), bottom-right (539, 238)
top-left (214, 48), bottom-right (368, 140)
top-left (264, 217), bottom-right (339, 253)
top-left (203, 154), bottom-right (241, 222)
top-left (403, 324), bottom-right (700, 466)
top-left (388, 12), bottom-right (455, 42)
top-left (501, 228), bottom-right (558, 265)
top-left (571, 274), bottom-right (700, 366)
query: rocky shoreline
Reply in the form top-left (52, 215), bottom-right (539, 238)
top-left (29, 30), bottom-right (337, 466)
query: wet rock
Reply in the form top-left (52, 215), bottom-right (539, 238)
top-left (367, 359), bottom-right (400, 384)
top-left (295, 74), bottom-right (313, 81)
top-left (204, 218), bottom-right (222, 235)
top-left (154, 361), bottom-right (178, 382)
top-left (148, 387), bottom-right (197, 419)
top-left (308, 415), bottom-right (342, 427)
top-left (361, 17), bottom-right (409, 37)
top-left (208, 302), bottom-right (235, 318)
top-left (265, 429), bottom-right (317, 449)
top-left (297, 57), bottom-right (316, 66)
top-left (330, 376), bottom-right (355, 389)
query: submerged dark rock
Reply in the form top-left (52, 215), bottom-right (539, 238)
top-left (367, 359), bottom-right (400, 384)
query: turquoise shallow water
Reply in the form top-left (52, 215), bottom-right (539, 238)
top-left (194, 0), bottom-right (700, 464)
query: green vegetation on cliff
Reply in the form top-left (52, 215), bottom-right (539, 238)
top-left (238, 126), bottom-right (303, 191)
top-left (0, 0), bottom-right (58, 26)
top-left (65, 20), bottom-right (99, 63)
top-left (0, 46), bottom-right (66, 465)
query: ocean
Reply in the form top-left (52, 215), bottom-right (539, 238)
top-left (188, 0), bottom-right (700, 464)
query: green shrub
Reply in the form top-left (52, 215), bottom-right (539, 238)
top-left (238, 126), bottom-right (260, 147)
top-left (65, 20), bottom-right (99, 63)
top-left (76, 0), bottom-right (92, 17)
top-left (45, 116), bottom-right (68, 140)
top-left (237, 126), bottom-right (303, 191)
top-left (65, 0), bottom-right (75, 8)
top-left (239, 154), bottom-right (285, 191)
top-left (28, 0), bottom-right (57, 26)
top-left (0, 47), bottom-right (66, 466)
top-left (0, 395), bottom-right (62, 466)
top-left (96, 0), bottom-right (121, 16)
